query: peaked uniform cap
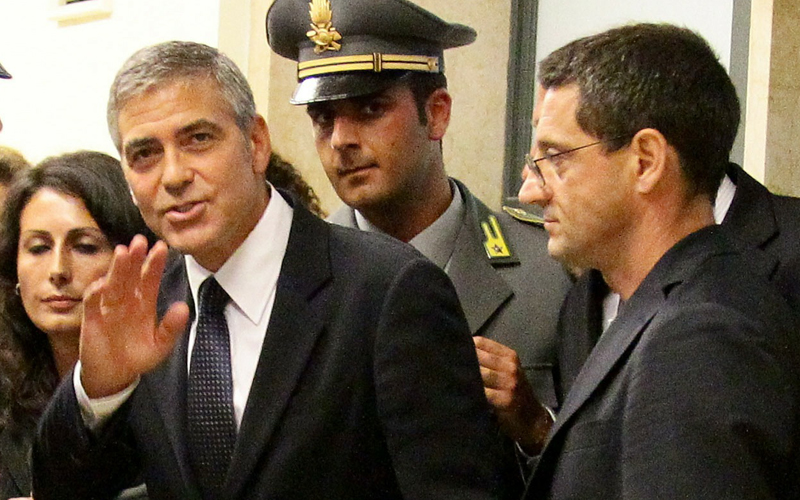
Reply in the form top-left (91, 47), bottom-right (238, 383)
top-left (266, 0), bottom-right (476, 104)
top-left (0, 61), bottom-right (10, 79)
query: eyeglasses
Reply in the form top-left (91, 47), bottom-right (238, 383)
top-left (524, 136), bottom-right (629, 187)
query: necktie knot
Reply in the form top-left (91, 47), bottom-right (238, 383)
top-left (199, 276), bottom-right (229, 316)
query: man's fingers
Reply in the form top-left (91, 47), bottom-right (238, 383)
top-left (157, 302), bottom-right (190, 344)
top-left (141, 240), bottom-right (169, 304)
top-left (474, 335), bottom-right (506, 354)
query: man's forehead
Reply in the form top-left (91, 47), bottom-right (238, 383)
top-left (534, 85), bottom-right (583, 141)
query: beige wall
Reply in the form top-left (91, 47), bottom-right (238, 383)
top-left (763, 0), bottom-right (800, 196)
top-left (255, 0), bottom-right (512, 214)
top-left (743, 0), bottom-right (800, 197)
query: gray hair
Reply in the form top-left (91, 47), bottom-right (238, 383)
top-left (107, 41), bottom-right (256, 150)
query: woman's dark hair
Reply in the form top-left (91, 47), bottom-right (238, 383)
top-left (0, 151), bottom-right (154, 432)
top-left (267, 152), bottom-right (326, 218)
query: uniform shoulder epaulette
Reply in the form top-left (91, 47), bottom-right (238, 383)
top-left (474, 202), bottom-right (519, 266)
top-left (502, 205), bottom-right (545, 227)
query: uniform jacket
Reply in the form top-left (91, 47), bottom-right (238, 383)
top-left (555, 163), bottom-right (800, 401)
top-left (527, 226), bottom-right (800, 499)
top-left (31, 200), bottom-right (520, 500)
top-left (329, 179), bottom-right (572, 408)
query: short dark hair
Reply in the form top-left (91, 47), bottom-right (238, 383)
top-left (397, 71), bottom-right (448, 125)
top-left (538, 23), bottom-right (740, 199)
top-left (0, 151), bottom-right (154, 431)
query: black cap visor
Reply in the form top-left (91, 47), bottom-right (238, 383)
top-left (291, 71), bottom-right (410, 105)
top-left (0, 62), bottom-right (11, 79)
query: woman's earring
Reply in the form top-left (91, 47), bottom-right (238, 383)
top-left (14, 283), bottom-right (20, 296)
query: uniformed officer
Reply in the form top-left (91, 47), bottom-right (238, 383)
top-left (266, 0), bottom-right (571, 457)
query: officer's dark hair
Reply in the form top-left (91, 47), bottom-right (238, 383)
top-left (401, 71), bottom-right (448, 126)
top-left (538, 23), bottom-right (740, 200)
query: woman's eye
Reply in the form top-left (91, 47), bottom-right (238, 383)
top-left (26, 244), bottom-right (49, 255)
top-left (75, 243), bottom-right (100, 254)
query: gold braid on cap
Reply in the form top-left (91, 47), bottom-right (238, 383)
top-left (307, 0), bottom-right (342, 54)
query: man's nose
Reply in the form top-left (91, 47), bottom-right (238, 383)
top-left (162, 149), bottom-right (193, 192)
top-left (329, 116), bottom-right (360, 150)
top-left (518, 165), bottom-right (552, 207)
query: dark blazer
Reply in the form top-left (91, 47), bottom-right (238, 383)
top-left (32, 201), bottom-right (520, 500)
top-left (329, 179), bottom-right (572, 408)
top-left (555, 163), bottom-right (800, 401)
top-left (527, 227), bottom-right (800, 499)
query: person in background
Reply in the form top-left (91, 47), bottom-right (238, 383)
top-left (266, 0), bottom-right (571, 464)
top-left (267, 152), bottom-right (326, 217)
top-left (0, 147), bottom-right (30, 208)
top-left (517, 23), bottom-right (800, 498)
top-left (31, 41), bottom-right (517, 500)
top-left (0, 151), bottom-right (152, 500)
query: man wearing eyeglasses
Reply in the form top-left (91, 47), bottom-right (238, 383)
top-left (517, 23), bottom-right (800, 499)
top-left (266, 0), bottom-right (572, 463)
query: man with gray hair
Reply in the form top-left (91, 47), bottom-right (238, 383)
top-left (518, 24), bottom-right (800, 498)
top-left (31, 40), bottom-right (519, 500)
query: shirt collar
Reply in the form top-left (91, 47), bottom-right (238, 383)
top-left (185, 184), bottom-right (294, 324)
top-left (714, 173), bottom-right (736, 224)
top-left (353, 180), bottom-right (465, 269)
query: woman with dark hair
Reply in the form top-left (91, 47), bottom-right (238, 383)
top-left (0, 151), bottom-right (153, 499)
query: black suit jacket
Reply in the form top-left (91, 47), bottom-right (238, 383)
top-left (527, 227), bottom-right (800, 499)
top-left (32, 201), bottom-right (520, 499)
top-left (555, 163), bottom-right (800, 401)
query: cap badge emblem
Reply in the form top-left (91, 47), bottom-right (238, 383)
top-left (307, 0), bottom-right (342, 54)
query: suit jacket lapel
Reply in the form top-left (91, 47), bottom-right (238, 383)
top-left (447, 183), bottom-right (512, 334)
top-left (548, 292), bottom-right (659, 441)
top-left (226, 205), bottom-right (331, 498)
top-left (148, 254), bottom-right (195, 489)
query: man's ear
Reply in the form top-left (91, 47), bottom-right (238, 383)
top-left (629, 128), bottom-right (669, 194)
top-left (249, 114), bottom-right (272, 176)
top-left (425, 88), bottom-right (451, 141)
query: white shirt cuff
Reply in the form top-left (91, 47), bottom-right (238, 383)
top-left (73, 360), bottom-right (140, 431)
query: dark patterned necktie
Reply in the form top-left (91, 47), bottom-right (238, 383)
top-left (187, 276), bottom-right (237, 499)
